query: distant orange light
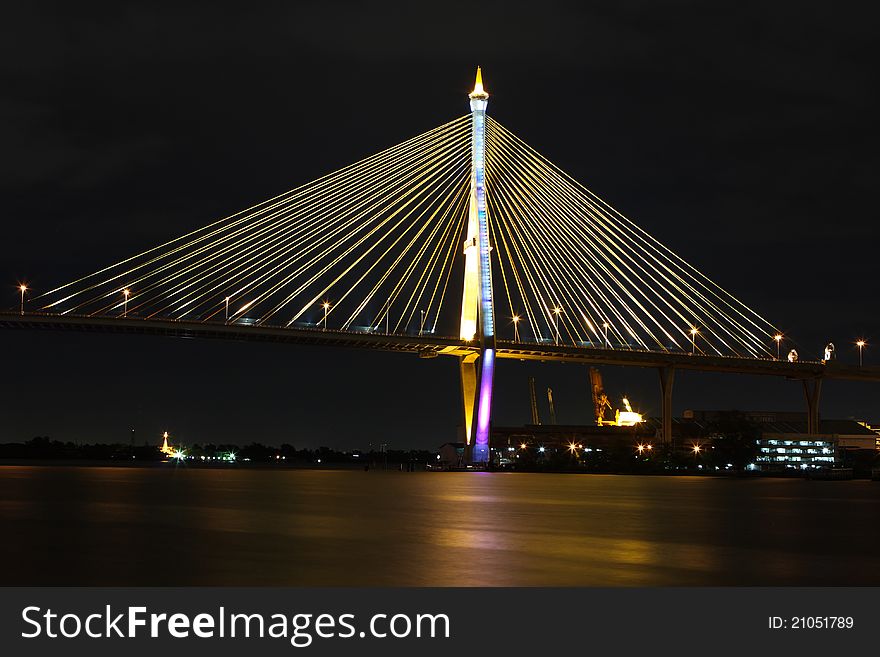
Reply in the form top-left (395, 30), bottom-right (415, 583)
top-left (774, 334), bottom-right (783, 342)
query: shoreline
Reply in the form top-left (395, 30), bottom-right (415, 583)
top-left (0, 459), bottom-right (871, 480)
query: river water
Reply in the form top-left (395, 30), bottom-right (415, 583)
top-left (2, 465), bottom-right (879, 586)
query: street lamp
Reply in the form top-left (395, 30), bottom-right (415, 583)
top-left (553, 306), bottom-right (562, 345)
top-left (321, 301), bottom-right (331, 331)
top-left (856, 339), bottom-right (866, 367)
top-left (689, 327), bottom-right (698, 355)
top-left (225, 296), bottom-right (230, 322)
top-left (512, 315), bottom-right (521, 342)
top-left (774, 334), bottom-right (783, 360)
top-left (123, 289), bottom-right (130, 317)
top-left (603, 322), bottom-right (610, 348)
top-left (420, 309), bottom-right (425, 336)
top-left (18, 284), bottom-right (27, 316)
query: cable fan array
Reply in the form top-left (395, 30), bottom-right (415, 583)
top-left (38, 116), bottom-right (472, 336)
top-left (35, 113), bottom-right (778, 357)
top-left (484, 117), bottom-right (778, 357)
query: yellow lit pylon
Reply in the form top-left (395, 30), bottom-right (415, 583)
top-left (469, 66), bottom-right (489, 99)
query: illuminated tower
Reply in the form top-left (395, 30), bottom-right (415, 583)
top-left (160, 431), bottom-right (173, 456)
top-left (459, 67), bottom-right (495, 464)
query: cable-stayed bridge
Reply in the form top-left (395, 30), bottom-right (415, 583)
top-left (4, 68), bottom-right (878, 462)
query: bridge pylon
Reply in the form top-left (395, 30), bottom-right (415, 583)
top-left (459, 67), bottom-right (495, 464)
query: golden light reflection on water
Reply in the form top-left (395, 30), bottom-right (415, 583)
top-left (2, 467), bottom-right (879, 586)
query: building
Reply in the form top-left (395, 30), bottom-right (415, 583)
top-left (484, 411), bottom-right (878, 471)
top-left (438, 442), bottom-right (466, 469)
top-left (488, 423), bottom-right (658, 468)
top-left (684, 410), bottom-right (877, 470)
top-left (755, 436), bottom-right (835, 469)
top-left (755, 420), bottom-right (877, 470)
top-left (856, 421), bottom-right (880, 448)
top-left (492, 423), bottom-right (655, 450)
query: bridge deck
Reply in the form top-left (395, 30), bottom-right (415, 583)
top-left (2, 312), bottom-right (879, 382)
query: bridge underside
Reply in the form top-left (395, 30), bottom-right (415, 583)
top-left (3, 312), bottom-right (878, 382)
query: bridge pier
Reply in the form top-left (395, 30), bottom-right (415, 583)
top-left (658, 365), bottom-right (675, 447)
top-left (459, 353), bottom-right (479, 449)
top-left (803, 378), bottom-right (822, 435)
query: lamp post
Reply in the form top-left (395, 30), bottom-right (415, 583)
top-left (123, 289), bottom-right (130, 317)
top-left (18, 284), bottom-right (27, 316)
top-left (603, 322), bottom-right (609, 348)
top-left (420, 309), bottom-right (425, 336)
top-left (774, 333), bottom-right (783, 360)
top-left (322, 301), bottom-right (330, 331)
top-left (690, 327), bottom-right (698, 355)
top-left (553, 306), bottom-right (562, 345)
top-left (225, 296), bottom-right (230, 322)
top-left (857, 339), bottom-right (866, 367)
top-left (512, 315), bottom-right (521, 343)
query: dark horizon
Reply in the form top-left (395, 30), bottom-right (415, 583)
top-left (2, 2), bottom-right (879, 448)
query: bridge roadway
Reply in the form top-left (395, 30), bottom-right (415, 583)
top-left (2, 311), bottom-right (878, 382)
top-left (4, 311), bottom-right (879, 440)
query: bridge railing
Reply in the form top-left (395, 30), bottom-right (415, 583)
top-left (2, 309), bottom-right (828, 365)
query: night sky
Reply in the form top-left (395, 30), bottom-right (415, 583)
top-left (2, 2), bottom-right (878, 449)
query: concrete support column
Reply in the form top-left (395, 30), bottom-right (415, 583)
top-left (803, 378), bottom-right (822, 435)
top-left (459, 353), bottom-right (479, 448)
top-left (659, 365), bottom-right (675, 447)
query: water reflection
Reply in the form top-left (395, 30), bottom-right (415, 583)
top-left (1, 466), bottom-right (879, 586)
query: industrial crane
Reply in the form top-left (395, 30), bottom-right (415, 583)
top-left (528, 377), bottom-right (541, 425)
top-left (589, 367), bottom-right (643, 427)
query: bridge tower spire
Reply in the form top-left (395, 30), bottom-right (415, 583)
top-left (459, 66), bottom-right (495, 464)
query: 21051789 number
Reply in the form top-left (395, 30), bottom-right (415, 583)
top-left (768, 617), bottom-right (854, 629)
